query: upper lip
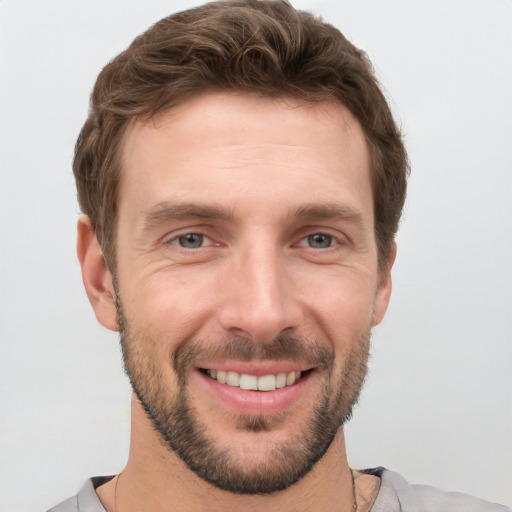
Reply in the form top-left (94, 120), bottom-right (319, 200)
top-left (196, 362), bottom-right (314, 376)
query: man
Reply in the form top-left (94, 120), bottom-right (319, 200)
top-left (48, 1), bottom-right (509, 511)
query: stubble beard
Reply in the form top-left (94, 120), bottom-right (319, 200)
top-left (116, 299), bottom-right (371, 495)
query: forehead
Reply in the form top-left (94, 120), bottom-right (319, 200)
top-left (119, 92), bottom-right (372, 223)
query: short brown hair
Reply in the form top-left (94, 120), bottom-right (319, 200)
top-left (73, 0), bottom-right (408, 270)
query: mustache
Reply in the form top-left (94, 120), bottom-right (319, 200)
top-left (173, 334), bottom-right (334, 375)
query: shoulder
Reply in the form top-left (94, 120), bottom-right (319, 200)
top-left (46, 495), bottom-right (79, 512)
top-left (46, 476), bottom-right (113, 512)
top-left (366, 468), bottom-right (511, 512)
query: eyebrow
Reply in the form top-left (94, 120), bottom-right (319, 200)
top-left (291, 203), bottom-right (365, 226)
top-left (140, 202), bottom-right (233, 232)
top-left (140, 201), bottom-right (365, 233)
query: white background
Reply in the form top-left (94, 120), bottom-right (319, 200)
top-left (1, 1), bottom-right (511, 511)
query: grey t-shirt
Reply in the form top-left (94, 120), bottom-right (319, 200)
top-left (47, 468), bottom-right (511, 512)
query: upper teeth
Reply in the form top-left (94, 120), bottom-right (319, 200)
top-left (206, 370), bottom-right (302, 391)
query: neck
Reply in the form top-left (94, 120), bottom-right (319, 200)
top-left (99, 395), bottom-right (357, 512)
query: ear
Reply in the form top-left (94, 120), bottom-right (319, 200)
top-left (372, 242), bottom-right (396, 327)
top-left (77, 215), bottom-right (119, 331)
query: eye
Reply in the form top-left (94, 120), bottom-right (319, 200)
top-left (305, 233), bottom-right (334, 249)
top-left (173, 233), bottom-right (206, 249)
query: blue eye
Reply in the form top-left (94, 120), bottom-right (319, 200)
top-left (176, 233), bottom-right (204, 248)
top-left (307, 233), bottom-right (333, 248)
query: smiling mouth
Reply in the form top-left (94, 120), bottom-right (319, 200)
top-left (200, 369), bottom-right (311, 391)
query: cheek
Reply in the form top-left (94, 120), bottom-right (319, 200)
top-left (322, 295), bottom-right (374, 342)
top-left (122, 269), bottom-right (221, 342)
top-left (301, 270), bottom-right (376, 348)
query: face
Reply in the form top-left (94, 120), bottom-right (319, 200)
top-left (106, 93), bottom-right (392, 493)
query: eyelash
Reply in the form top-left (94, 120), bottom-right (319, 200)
top-left (297, 233), bottom-right (337, 249)
top-left (166, 231), bottom-right (341, 251)
top-left (167, 231), bottom-right (213, 249)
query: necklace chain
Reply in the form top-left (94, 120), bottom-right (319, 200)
top-left (114, 468), bottom-right (358, 512)
top-left (114, 471), bottom-right (121, 512)
top-left (350, 468), bottom-right (358, 512)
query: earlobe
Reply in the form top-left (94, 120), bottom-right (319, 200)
top-left (77, 215), bottom-right (119, 331)
top-left (372, 243), bottom-right (396, 327)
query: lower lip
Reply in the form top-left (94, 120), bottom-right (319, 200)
top-left (193, 369), bottom-right (313, 415)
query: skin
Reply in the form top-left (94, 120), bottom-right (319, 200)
top-left (78, 92), bottom-right (394, 512)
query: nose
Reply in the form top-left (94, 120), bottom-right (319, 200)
top-left (218, 243), bottom-right (302, 343)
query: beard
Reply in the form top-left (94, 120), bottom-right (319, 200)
top-left (116, 298), bottom-right (371, 495)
